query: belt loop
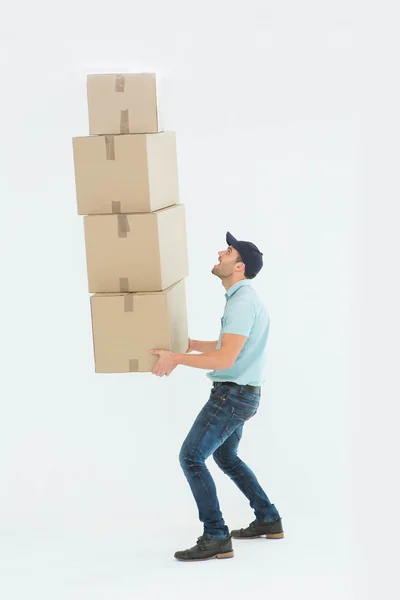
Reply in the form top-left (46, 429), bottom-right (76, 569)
top-left (239, 384), bottom-right (244, 394)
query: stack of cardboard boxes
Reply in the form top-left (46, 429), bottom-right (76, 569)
top-left (72, 73), bottom-right (189, 373)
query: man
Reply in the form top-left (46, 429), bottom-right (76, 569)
top-left (150, 231), bottom-right (283, 562)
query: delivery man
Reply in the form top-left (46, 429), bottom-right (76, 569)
top-left (150, 231), bottom-right (283, 561)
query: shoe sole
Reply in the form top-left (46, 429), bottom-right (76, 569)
top-left (230, 532), bottom-right (284, 540)
top-left (175, 551), bottom-right (234, 561)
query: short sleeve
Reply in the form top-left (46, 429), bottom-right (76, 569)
top-left (221, 299), bottom-right (256, 337)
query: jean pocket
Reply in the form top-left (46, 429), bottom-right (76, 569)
top-left (231, 402), bottom-right (258, 424)
top-left (237, 389), bottom-right (260, 407)
top-left (210, 385), bottom-right (232, 403)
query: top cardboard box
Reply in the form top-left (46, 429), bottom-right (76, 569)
top-left (87, 73), bottom-right (163, 135)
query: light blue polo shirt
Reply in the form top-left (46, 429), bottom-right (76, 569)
top-left (206, 280), bottom-right (270, 386)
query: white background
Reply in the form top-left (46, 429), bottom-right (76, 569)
top-left (1, 1), bottom-right (399, 599)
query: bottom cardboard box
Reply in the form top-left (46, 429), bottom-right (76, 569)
top-left (90, 278), bottom-right (188, 373)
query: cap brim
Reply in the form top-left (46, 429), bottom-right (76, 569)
top-left (226, 231), bottom-right (238, 248)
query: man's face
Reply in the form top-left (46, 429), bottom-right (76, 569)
top-left (211, 245), bottom-right (242, 278)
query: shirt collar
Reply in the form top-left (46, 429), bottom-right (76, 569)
top-left (224, 279), bottom-right (253, 300)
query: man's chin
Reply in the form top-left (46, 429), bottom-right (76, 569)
top-left (211, 266), bottom-right (222, 279)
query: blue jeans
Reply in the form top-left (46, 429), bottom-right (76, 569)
top-left (179, 383), bottom-right (280, 539)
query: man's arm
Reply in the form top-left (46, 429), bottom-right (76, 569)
top-left (176, 333), bottom-right (247, 370)
top-left (151, 297), bottom-right (255, 376)
top-left (187, 339), bottom-right (218, 353)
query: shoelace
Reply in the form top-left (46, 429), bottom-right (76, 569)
top-left (197, 536), bottom-right (207, 550)
top-left (241, 520), bottom-right (257, 532)
top-left (197, 534), bottom-right (230, 548)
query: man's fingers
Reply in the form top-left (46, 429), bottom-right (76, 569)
top-left (151, 357), bottom-right (174, 377)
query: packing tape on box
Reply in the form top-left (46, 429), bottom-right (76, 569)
top-left (120, 110), bottom-right (129, 134)
top-left (129, 359), bottom-right (139, 372)
top-left (124, 294), bottom-right (134, 312)
top-left (124, 296), bottom-right (138, 373)
top-left (117, 214), bottom-right (130, 238)
top-left (112, 201), bottom-right (121, 213)
top-left (115, 76), bottom-right (129, 132)
top-left (105, 136), bottom-right (115, 160)
top-left (119, 277), bottom-right (129, 292)
top-left (115, 75), bottom-right (125, 92)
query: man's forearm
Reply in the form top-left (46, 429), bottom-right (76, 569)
top-left (175, 349), bottom-right (231, 370)
top-left (191, 340), bottom-right (218, 353)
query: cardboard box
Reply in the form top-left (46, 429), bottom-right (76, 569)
top-left (83, 204), bottom-right (188, 293)
top-left (87, 73), bottom-right (163, 135)
top-left (90, 279), bottom-right (188, 373)
top-left (72, 131), bottom-right (179, 215)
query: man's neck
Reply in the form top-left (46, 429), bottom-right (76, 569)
top-left (222, 276), bottom-right (247, 292)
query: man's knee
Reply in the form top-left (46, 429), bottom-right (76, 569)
top-left (179, 445), bottom-right (204, 470)
top-left (213, 447), bottom-right (231, 468)
top-left (178, 444), bottom-right (187, 467)
top-left (213, 447), bottom-right (240, 470)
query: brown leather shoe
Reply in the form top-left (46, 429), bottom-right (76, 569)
top-left (230, 518), bottom-right (284, 539)
top-left (174, 535), bottom-right (234, 561)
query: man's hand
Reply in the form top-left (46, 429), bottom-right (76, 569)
top-left (150, 349), bottom-right (178, 377)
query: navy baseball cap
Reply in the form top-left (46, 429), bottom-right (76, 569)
top-left (226, 231), bottom-right (263, 277)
